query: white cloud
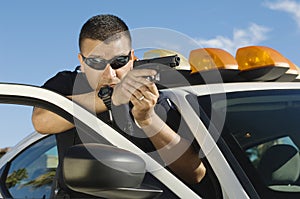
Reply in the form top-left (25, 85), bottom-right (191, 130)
top-left (264, 0), bottom-right (300, 28)
top-left (196, 23), bottom-right (271, 54)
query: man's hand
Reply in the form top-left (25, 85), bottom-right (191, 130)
top-left (130, 77), bottom-right (159, 127)
top-left (112, 68), bottom-right (159, 126)
top-left (112, 69), bottom-right (158, 106)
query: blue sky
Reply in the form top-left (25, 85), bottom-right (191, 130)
top-left (1, 0), bottom-right (300, 148)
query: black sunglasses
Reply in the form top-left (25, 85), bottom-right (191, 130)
top-left (81, 51), bottom-right (131, 70)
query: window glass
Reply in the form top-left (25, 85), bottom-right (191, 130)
top-left (202, 90), bottom-right (300, 197)
top-left (5, 135), bottom-right (58, 198)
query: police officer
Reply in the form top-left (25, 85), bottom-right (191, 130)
top-left (32, 14), bottom-right (206, 196)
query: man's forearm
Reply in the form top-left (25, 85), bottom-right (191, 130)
top-left (32, 107), bottom-right (74, 134)
top-left (139, 114), bottom-right (206, 184)
top-left (32, 91), bottom-right (107, 134)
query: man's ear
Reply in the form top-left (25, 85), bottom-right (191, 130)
top-left (78, 53), bottom-right (85, 72)
top-left (131, 50), bottom-right (138, 61)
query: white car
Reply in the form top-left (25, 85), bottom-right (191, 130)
top-left (1, 46), bottom-right (300, 199)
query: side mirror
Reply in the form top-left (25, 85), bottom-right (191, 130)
top-left (63, 143), bottom-right (162, 198)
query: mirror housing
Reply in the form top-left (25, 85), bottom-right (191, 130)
top-left (63, 143), bottom-right (162, 198)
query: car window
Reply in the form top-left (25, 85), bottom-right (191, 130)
top-left (4, 135), bottom-right (58, 198)
top-left (207, 90), bottom-right (300, 198)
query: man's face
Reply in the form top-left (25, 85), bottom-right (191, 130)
top-left (79, 35), bottom-right (133, 90)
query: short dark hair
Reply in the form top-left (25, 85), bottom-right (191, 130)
top-left (79, 14), bottom-right (131, 51)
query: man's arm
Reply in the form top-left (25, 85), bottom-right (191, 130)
top-left (113, 69), bottom-right (206, 184)
top-left (131, 96), bottom-right (206, 184)
top-left (32, 91), bottom-right (107, 134)
top-left (137, 113), bottom-right (206, 184)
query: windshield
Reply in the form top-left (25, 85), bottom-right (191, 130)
top-left (198, 89), bottom-right (300, 198)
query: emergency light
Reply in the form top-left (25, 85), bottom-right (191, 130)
top-left (236, 46), bottom-right (290, 81)
top-left (188, 48), bottom-right (240, 84)
top-left (189, 48), bottom-right (238, 74)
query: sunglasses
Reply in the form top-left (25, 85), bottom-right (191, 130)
top-left (81, 51), bottom-right (131, 70)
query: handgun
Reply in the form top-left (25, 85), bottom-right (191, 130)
top-left (133, 55), bottom-right (180, 82)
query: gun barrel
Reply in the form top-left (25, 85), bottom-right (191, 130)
top-left (133, 55), bottom-right (180, 67)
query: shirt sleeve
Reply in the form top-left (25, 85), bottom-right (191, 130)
top-left (41, 67), bottom-right (92, 96)
top-left (41, 70), bottom-right (77, 96)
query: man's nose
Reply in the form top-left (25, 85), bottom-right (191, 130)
top-left (103, 64), bottom-right (116, 79)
